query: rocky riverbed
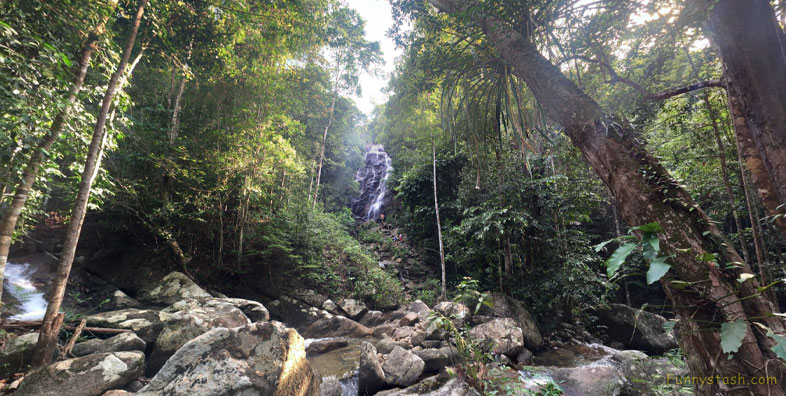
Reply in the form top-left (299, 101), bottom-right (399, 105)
top-left (0, 260), bottom-right (689, 396)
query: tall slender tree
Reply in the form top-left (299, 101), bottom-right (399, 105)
top-left (31, 0), bottom-right (148, 368)
top-left (0, 2), bottom-right (115, 301)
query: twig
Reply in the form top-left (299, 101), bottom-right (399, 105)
top-left (60, 318), bottom-right (86, 359)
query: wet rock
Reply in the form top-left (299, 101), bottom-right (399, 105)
top-left (611, 350), bottom-right (648, 364)
top-left (338, 298), bottom-right (368, 320)
top-left (595, 304), bottom-right (678, 354)
top-left (306, 338), bottom-right (349, 355)
top-left (16, 351), bottom-right (145, 396)
top-left (486, 293), bottom-right (543, 350)
top-left (359, 341), bottom-right (387, 395)
top-left (382, 346), bottom-right (425, 387)
top-left (137, 321), bottom-right (320, 396)
top-left (138, 271), bottom-right (211, 305)
top-left (147, 298), bottom-right (250, 375)
top-left (618, 355), bottom-right (689, 396)
top-left (302, 315), bottom-right (373, 338)
top-left (414, 346), bottom-right (460, 374)
top-left (0, 332), bottom-right (39, 373)
top-left (72, 332), bottom-right (146, 357)
top-left (319, 377), bottom-right (343, 396)
top-left (470, 318), bottom-right (524, 358)
top-left (551, 365), bottom-right (625, 396)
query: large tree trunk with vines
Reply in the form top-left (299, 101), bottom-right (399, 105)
top-left (0, 8), bottom-right (114, 302)
top-left (708, 0), bottom-right (786, 239)
top-left (31, 0), bottom-right (148, 368)
top-left (428, 1), bottom-right (786, 393)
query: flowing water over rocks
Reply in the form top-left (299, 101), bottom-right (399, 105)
top-left (351, 145), bottom-right (393, 221)
top-left (4, 262), bottom-right (49, 321)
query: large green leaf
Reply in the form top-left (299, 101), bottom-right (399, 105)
top-left (766, 330), bottom-right (786, 361)
top-left (606, 243), bottom-right (636, 278)
top-left (720, 320), bottom-right (747, 355)
top-left (635, 222), bottom-right (662, 233)
top-left (646, 256), bottom-right (671, 284)
top-left (642, 232), bottom-right (660, 262)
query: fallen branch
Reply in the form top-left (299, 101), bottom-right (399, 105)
top-left (60, 318), bottom-right (86, 359)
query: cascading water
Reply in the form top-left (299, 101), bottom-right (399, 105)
top-left (351, 145), bottom-right (393, 221)
top-left (3, 262), bottom-right (48, 321)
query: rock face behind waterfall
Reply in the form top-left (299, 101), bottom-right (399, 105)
top-left (351, 145), bottom-right (393, 220)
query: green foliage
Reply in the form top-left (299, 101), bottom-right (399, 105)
top-left (600, 222), bottom-right (672, 285)
top-left (453, 278), bottom-right (492, 315)
top-left (416, 278), bottom-right (442, 306)
top-left (720, 320), bottom-right (747, 355)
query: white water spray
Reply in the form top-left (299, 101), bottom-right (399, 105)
top-left (360, 145), bottom-right (393, 221)
top-left (4, 262), bottom-right (48, 321)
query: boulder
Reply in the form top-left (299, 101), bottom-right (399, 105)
top-left (414, 346), bottom-right (460, 374)
top-left (108, 290), bottom-right (142, 309)
top-left (139, 271), bottom-right (211, 305)
top-left (306, 338), bottom-right (349, 355)
top-left (322, 299), bottom-right (340, 315)
top-left (376, 376), bottom-right (480, 396)
top-left (72, 332), bottom-right (146, 357)
top-left (302, 315), bottom-right (373, 339)
top-left (550, 365), bottom-right (625, 396)
top-left (291, 288), bottom-right (327, 308)
top-left (617, 355), bottom-right (689, 396)
top-left (595, 304), bottom-right (678, 354)
top-left (84, 309), bottom-right (170, 344)
top-left (220, 297), bottom-right (270, 322)
top-left (319, 377), bottom-right (343, 396)
top-left (148, 298), bottom-right (250, 375)
top-left (359, 310), bottom-right (385, 327)
top-left (487, 293), bottom-right (543, 350)
top-left (409, 300), bottom-right (431, 321)
top-left (469, 318), bottom-right (524, 358)
top-left (16, 351), bottom-right (145, 396)
top-left (381, 346), bottom-right (425, 387)
top-left (338, 298), bottom-right (368, 320)
top-left (0, 332), bottom-right (39, 373)
top-left (432, 302), bottom-right (469, 325)
top-left (137, 321), bottom-right (320, 396)
top-left (399, 312), bottom-right (420, 326)
top-left (359, 341), bottom-right (387, 396)
top-left (376, 336), bottom-right (409, 354)
top-left (102, 391), bottom-right (132, 396)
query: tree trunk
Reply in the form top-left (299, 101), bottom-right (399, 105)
top-left (0, 10), bottom-right (112, 302)
top-left (709, 0), bottom-right (786, 239)
top-left (494, 143), bottom-right (513, 275)
top-left (428, 1), bottom-right (786, 393)
top-left (31, 0), bottom-right (148, 368)
top-left (432, 132), bottom-right (447, 298)
top-left (313, 66), bottom-right (342, 208)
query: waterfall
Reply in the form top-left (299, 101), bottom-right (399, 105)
top-left (351, 145), bottom-right (393, 221)
top-left (4, 262), bottom-right (48, 321)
